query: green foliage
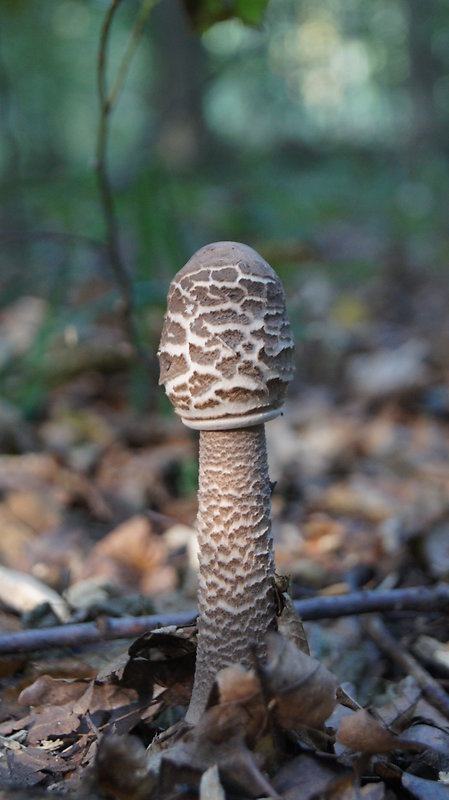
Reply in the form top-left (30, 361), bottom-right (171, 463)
top-left (182, 0), bottom-right (269, 32)
top-left (1, 0), bottom-right (449, 412)
top-left (174, 455), bottom-right (199, 497)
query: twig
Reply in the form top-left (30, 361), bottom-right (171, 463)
top-left (96, 0), bottom-right (156, 362)
top-left (294, 583), bottom-right (449, 620)
top-left (0, 611), bottom-right (197, 657)
top-left (96, 0), bottom-right (137, 352)
top-left (0, 585), bottom-right (448, 657)
top-left (107, 0), bottom-right (158, 111)
top-left (364, 614), bottom-right (449, 721)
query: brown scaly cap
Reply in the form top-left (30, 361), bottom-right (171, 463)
top-left (158, 241), bottom-right (295, 430)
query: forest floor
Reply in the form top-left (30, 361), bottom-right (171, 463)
top-left (0, 260), bottom-right (449, 798)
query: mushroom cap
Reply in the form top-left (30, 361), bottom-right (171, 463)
top-left (158, 241), bottom-right (295, 430)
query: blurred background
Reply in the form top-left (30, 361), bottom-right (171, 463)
top-left (1, 0), bottom-right (449, 704)
top-left (1, 0), bottom-right (449, 416)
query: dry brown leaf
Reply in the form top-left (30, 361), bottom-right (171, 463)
top-left (273, 752), bottom-right (351, 800)
top-left (276, 592), bottom-right (310, 655)
top-left (347, 341), bottom-right (430, 400)
top-left (98, 627), bottom-right (196, 708)
top-left (336, 708), bottom-right (399, 753)
top-left (314, 477), bottom-right (395, 523)
top-left (260, 632), bottom-right (337, 731)
top-left (0, 505), bottom-right (36, 566)
top-left (26, 705), bottom-right (82, 745)
top-left (402, 771), bottom-right (449, 799)
top-left (411, 697), bottom-right (449, 729)
top-left (7, 672), bottom-right (145, 755)
top-left (82, 515), bottom-right (176, 595)
top-left (19, 675), bottom-right (90, 707)
top-left (374, 675), bottom-right (421, 730)
top-left (210, 665), bottom-right (266, 745)
top-left (0, 566), bottom-right (71, 622)
top-left (74, 682), bottom-right (139, 716)
top-left (5, 490), bottom-right (61, 533)
top-left (95, 440), bottom-right (193, 514)
top-left (195, 701), bottom-right (254, 746)
top-left (199, 764), bottom-right (226, 800)
top-left (0, 738), bottom-right (68, 788)
top-left (0, 453), bottom-right (58, 493)
top-left (213, 665), bottom-right (260, 706)
top-left (92, 515), bottom-right (164, 567)
top-left (93, 732), bottom-right (156, 800)
top-left (400, 721), bottom-right (449, 768)
top-left (341, 783), bottom-right (387, 800)
top-left (160, 732), bottom-right (279, 800)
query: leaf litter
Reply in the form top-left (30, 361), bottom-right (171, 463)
top-left (1, 266), bottom-right (449, 796)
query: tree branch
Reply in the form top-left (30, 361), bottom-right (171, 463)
top-left (364, 614), bottom-right (449, 721)
top-left (96, 0), bottom-right (156, 363)
top-left (0, 584), bottom-right (448, 657)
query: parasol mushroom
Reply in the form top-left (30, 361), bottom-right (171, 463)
top-left (158, 241), bottom-right (295, 723)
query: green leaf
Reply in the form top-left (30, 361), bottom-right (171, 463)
top-left (183, 0), bottom-right (269, 33)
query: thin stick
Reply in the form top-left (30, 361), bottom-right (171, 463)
top-left (96, 0), bottom-right (136, 348)
top-left (0, 611), bottom-right (197, 656)
top-left (0, 585), bottom-right (448, 657)
top-left (294, 583), bottom-right (449, 620)
top-left (96, 0), bottom-right (155, 363)
top-left (107, 0), bottom-right (158, 111)
top-left (364, 614), bottom-right (449, 721)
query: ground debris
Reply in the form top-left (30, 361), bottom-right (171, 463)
top-left (1, 267), bottom-right (449, 796)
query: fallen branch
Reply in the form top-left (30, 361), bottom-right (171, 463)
top-left (364, 614), bottom-right (449, 721)
top-left (0, 584), bottom-right (448, 657)
top-left (295, 583), bottom-right (449, 619)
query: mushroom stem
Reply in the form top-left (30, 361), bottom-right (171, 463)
top-left (186, 424), bottom-right (276, 724)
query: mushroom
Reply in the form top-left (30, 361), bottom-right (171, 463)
top-left (158, 241), bottom-right (295, 723)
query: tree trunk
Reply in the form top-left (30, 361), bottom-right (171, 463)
top-left (150, 0), bottom-right (209, 168)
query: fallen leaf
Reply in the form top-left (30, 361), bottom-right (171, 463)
top-left (5, 490), bottom-right (61, 534)
top-left (402, 771), bottom-right (449, 799)
top-left (160, 732), bottom-right (279, 799)
top-left (0, 739), bottom-right (66, 788)
top-left (412, 635), bottom-right (449, 673)
top-left (259, 632), bottom-right (337, 731)
top-left (26, 705), bottom-right (83, 745)
top-left (0, 566), bottom-right (71, 622)
top-left (93, 732), bottom-right (156, 800)
top-left (19, 675), bottom-right (90, 707)
top-left (124, 627), bottom-right (196, 706)
top-left (82, 514), bottom-right (176, 595)
top-left (337, 708), bottom-right (400, 753)
top-left (400, 721), bottom-right (449, 769)
top-left (199, 764), bottom-right (226, 800)
top-left (0, 453), bottom-right (58, 493)
top-left (346, 340), bottom-right (430, 400)
top-left (373, 675), bottom-right (421, 730)
top-left (273, 752), bottom-right (351, 800)
top-left (276, 591), bottom-right (310, 655)
top-left (209, 665), bottom-right (266, 745)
